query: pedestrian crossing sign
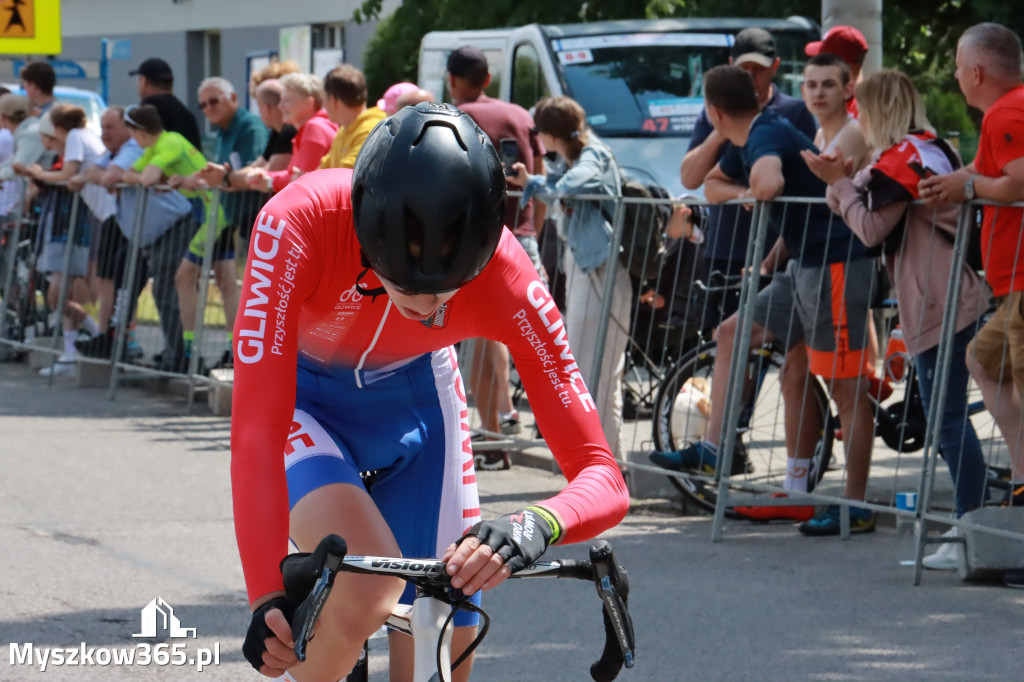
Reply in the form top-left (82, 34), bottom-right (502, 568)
top-left (0, 0), bottom-right (61, 55)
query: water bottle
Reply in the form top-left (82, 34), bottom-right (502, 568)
top-left (885, 326), bottom-right (908, 382)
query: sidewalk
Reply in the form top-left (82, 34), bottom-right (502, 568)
top-left (1, 360), bottom-right (1022, 681)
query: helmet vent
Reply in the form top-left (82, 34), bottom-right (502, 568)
top-left (412, 120), bottom-right (468, 151)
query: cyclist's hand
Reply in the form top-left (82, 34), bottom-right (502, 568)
top-left (242, 595), bottom-right (299, 676)
top-left (444, 507), bottom-right (561, 594)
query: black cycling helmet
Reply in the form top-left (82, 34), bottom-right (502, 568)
top-left (352, 102), bottom-right (506, 294)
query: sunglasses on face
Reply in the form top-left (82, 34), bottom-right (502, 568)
top-left (199, 96), bottom-right (222, 110)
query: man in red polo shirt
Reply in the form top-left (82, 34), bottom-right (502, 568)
top-left (805, 25), bottom-right (869, 117)
top-left (447, 46), bottom-right (547, 470)
top-left (921, 22), bottom-right (1024, 508)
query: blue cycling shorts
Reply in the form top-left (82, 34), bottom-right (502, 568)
top-left (285, 348), bottom-right (482, 625)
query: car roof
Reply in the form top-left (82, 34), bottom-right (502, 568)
top-left (539, 16), bottom-right (819, 39)
top-left (2, 83), bottom-right (106, 135)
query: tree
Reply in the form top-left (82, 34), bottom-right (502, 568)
top-left (356, 0), bottom-right (690, 101)
top-left (356, 0), bottom-right (1024, 158)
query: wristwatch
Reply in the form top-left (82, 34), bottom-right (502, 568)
top-left (963, 174), bottom-right (978, 200)
top-left (222, 163), bottom-right (232, 189)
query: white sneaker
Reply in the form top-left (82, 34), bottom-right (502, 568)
top-left (39, 355), bottom-right (76, 377)
top-left (922, 528), bottom-right (961, 571)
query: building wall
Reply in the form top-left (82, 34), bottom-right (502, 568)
top-left (10, 0), bottom-right (400, 143)
top-left (59, 0), bottom-right (399, 36)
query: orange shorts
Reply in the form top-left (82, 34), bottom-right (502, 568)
top-left (754, 259), bottom-right (875, 380)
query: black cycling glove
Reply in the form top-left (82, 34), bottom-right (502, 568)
top-left (242, 595), bottom-right (296, 672)
top-left (462, 506), bottom-right (562, 573)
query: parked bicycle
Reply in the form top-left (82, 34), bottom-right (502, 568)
top-left (280, 534), bottom-right (635, 682)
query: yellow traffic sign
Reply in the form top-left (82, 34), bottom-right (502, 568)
top-left (0, 0), bottom-right (61, 55)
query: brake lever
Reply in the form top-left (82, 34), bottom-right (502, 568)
top-left (284, 535), bottom-right (348, 661)
top-left (588, 541), bottom-right (635, 681)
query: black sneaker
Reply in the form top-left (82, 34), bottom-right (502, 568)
top-left (499, 411), bottom-right (521, 435)
top-left (156, 354), bottom-right (190, 374)
top-left (474, 451), bottom-right (511, 471)
top-left (212, 348), bottom-right (233, 370)
top-left (75, 333), bottom-right (113, 359)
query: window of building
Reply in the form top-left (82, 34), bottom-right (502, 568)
top-left (312, 23), bottom-right (345, 51)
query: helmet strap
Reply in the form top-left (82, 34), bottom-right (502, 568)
top-left (354, 264), bottom-right (388, 301)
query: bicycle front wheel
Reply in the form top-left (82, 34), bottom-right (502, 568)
top-left (652, 341), bottom-right (836, 514)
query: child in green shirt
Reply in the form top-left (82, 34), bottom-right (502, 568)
top-left (123, 103), bottom-right (228, 370)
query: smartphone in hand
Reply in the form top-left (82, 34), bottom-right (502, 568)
top-left (498, 138), bottom-right (520, 177)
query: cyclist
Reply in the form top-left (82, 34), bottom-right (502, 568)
top-left (232, 102), bottom-right (629, 681)
top-left (651, 66), bottom-right (879, 536)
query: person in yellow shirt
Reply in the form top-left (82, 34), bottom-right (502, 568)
top-left (319, 65), bottom-right (387, 169)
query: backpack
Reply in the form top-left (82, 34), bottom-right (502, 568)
top-left (604, 180), bottom-right (672, 281)
top-left (879, 135), bottom-right (984, 273)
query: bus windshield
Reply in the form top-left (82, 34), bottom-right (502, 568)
top-left (553, 30), bottom-right (811, 138)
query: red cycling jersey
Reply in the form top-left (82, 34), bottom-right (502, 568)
top-left (231, 168), bottom-right (629, 604)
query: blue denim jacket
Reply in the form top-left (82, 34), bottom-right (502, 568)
top-left (520, 137), bottom-right (619, 274)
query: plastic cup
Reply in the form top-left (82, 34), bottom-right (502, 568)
top-left (896, 491), bottom-right (918, 511)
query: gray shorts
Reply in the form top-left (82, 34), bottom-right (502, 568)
top-left (753, 258), bottom-right (876, 379)
top-left (40, 240), bottom-right (90, 278)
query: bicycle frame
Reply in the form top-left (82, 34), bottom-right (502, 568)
top-left (281, 535), bottom-right (634, 682)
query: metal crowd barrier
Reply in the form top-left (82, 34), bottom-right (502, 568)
top-left (0, 177), bottom-right (270, 412)
top-left (607, 191), bottom-right (1023, 583)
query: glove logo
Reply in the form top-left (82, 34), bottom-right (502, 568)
top-left (511, 510), bottom-right (536, 545)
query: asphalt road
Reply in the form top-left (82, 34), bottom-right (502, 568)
top-left (1, 361), bottom-right (1022, 681)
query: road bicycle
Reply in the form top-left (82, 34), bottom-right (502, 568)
top-left (281, 534), bottom-right (635, 682)
top-left (650, 276), bottom-right (1005, 516)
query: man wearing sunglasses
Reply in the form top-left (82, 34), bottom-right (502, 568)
top-left (179, 76), bottom-right (269, 368)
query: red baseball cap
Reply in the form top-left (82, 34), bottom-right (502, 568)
top-left (805, 26), bottom-right (868, 66)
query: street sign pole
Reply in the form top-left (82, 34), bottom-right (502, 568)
top-left (100, 38), bottom-right (109, 105)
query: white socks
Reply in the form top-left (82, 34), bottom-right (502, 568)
top-left (63, 330), bottom-right (78, 359)
top-left (82, 316), bottom-right (100, 335)
top-left (785, 458), bottom-right (812, 493)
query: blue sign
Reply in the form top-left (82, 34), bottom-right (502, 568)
top-left (108, 39), bottom-right (131, 61)
top-left (14, 59), bottom-right (93, 79)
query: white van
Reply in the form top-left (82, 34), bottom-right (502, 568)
top-left (419, 17), bottom-right (820, 195)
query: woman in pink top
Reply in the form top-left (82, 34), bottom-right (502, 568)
top-left (244, 72), bottom-right (337, 193)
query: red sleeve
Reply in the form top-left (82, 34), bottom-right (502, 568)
top-left (979, 106), bottom-right (1024, 176)
top-left (230, 177), bottom-right (331, 605)
top-left (470, 235), bottom-right (629, 544)
top-left (269, 118), bottom-right (338, 193)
